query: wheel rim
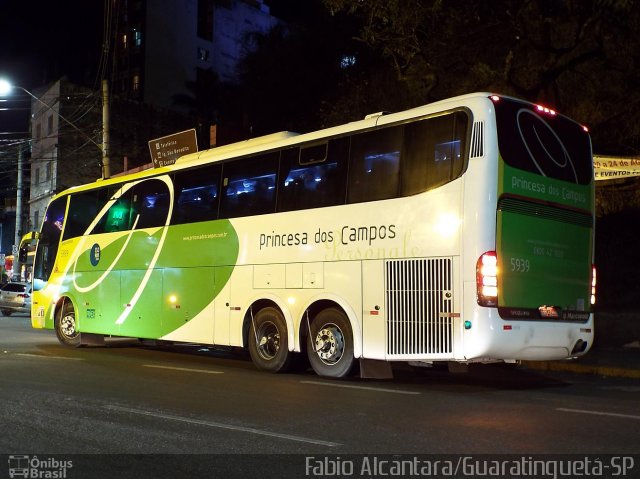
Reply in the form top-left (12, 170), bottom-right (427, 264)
top-left (60, 313), bottom-right (78, 339)
top-left (313, 323), bottom-right (345, 365)
top-left (256, 320), bottom-right (280, 361)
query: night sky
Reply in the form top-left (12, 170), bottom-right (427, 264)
top-left (0, 1), bottom-right (103, 88)
top-left (0, 0), bottom-right (305, 90)
top-left (0, 0), bottom-right (293, 133)
top-left (0, 1), bottom-right (104, 134)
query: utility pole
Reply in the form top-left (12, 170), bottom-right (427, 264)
top-left (102, 78), bottom-right (110, 179)
top-left (12, 143), bottom-right (23, 280)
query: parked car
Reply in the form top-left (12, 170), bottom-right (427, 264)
top-left (0, 281), bottom-right (32, 316)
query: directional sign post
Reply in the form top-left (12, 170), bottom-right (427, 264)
top-left (148, 128), bottom-right (198, 168)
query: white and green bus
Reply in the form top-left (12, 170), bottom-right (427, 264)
top-left (28, 92), bottom-right (595, 378)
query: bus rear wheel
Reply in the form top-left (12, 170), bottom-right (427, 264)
top-left (307, 308), bottom-right (355, 378)
top-left (55, 300), bottom-right (81, 348)
top-left (248, 307), bottom-right (292, 373)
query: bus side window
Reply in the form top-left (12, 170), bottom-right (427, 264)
top-left (63, 189), bottom-right (111, 240)
top-left (90, 187), bottom-right (133, 234)
top-left (171, 165), bottom-right (221, 225)
top-left (277, 137), bottom-right (348, 212)
top-left (131, 179), bottom-right (171, 229)
top-left (347, 126), bottom-right (402, 204)
top-left (401, 112), bottom-right (469, 197)
top-left (220, 152), bottom-right (278, 218)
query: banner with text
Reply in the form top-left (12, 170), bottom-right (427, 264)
top-left (594, 155), bottom-right (640, 181)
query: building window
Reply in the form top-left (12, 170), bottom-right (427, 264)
top-left (46, 162), bottom-right (52, 181)
top-left (340, 55), bottom-right (357, 69)
top-left (47, 114), bottom-right (54, 136)
top-left (33, 210), bottom-right (40, 229)
top-left (133, 29), bottom-right (142, 47)
top-left (35, 123), bottom-right (42, 141)
top-left (197, 0), bottom-right (214, 41)
top-left (34, 167), bottom-right (40, 185)
top-left (122, 33), bottom-right (128, 49)
top-left (197, 47), bottom-right (210, 62)
top-left (132, 74), bottom-right (141, 91)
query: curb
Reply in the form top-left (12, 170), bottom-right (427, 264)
top-left (522, 360), bottom-right (640, 379)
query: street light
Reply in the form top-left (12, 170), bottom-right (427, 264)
top-left (0, 78), bottom-right (110, 179)
top-left (0, 81), bottom-right (36, 280)
top-left (0, 78), bottom-right (110, 279)
top-left (0, 79), bottom-right (104, 152)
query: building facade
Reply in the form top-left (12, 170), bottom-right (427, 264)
top-left (112, 0), bottom-right (278, 112)
top-left (28, 79), bottom-right (102, 234)
top-left (12, 0), bottom-right (280, 265)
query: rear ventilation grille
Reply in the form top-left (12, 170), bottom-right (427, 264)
top-left (470, 121), bottom-right (485, 158)
top-left (385, 258), bottom-right (454, 357)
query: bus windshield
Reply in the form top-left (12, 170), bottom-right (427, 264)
top-left (33, 196), bottom-right (66, 285)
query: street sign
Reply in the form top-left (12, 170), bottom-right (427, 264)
top-left (148, 128), bottom-right (198, 168)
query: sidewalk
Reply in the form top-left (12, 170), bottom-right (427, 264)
top-left (521, 310), bottom-right (640, 378)
top-left (523, 343), bottom-right (640, 378)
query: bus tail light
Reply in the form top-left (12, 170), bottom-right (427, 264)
top-left (477, 251), bottom-right (498, 307)
top-left (535, 104), bottom-right (557, 116)
top-left (590, 265), bottom-right (596, 305)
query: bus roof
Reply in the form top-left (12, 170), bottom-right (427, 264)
top-left (53, 91), bottom-right (500, 198)
top-left (176, 91), bottom-right (495, 165)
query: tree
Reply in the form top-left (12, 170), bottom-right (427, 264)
top-left (322, 0), bottom-right (640, 156)
top-left (322, 0), bottom-right (640, 309)
top-left (235, 9), bottom-right (361, 134)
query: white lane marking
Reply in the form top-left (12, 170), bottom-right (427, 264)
top-left (557, 408), bottom-right (640, 420)
top-left (13, 353), bottom-right (85, 361)
top-left (301, 380), bottom-right (420, 395)
top-left (600, 386), bottom-right (640, 392)
top-left (142, 365), bottom-right (224, 374)
top-left (103, 405), bottom-right (341, 447)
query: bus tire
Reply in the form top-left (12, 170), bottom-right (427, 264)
top-left (55, 300), bottom-right (81, 348)
top-left (248, 307), bottom-right (292, 373)
top-left (307, 308), bottom-right (355, 378)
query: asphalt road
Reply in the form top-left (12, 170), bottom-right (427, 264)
top-left (1, 314), bottom-right (639, 477)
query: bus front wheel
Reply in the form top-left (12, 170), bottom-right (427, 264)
top-left (55, 300), bottom-right (81, 348)
top-left (248, 307), bottom-right (292, 373)
top-left (307, 308), bottom-right (355, 378)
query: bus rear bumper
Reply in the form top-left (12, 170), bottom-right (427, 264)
top-left (461, 310), bottom-right (594, 361)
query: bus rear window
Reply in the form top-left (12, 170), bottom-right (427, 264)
top-left (494, 97), bottom-right (592, 185)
